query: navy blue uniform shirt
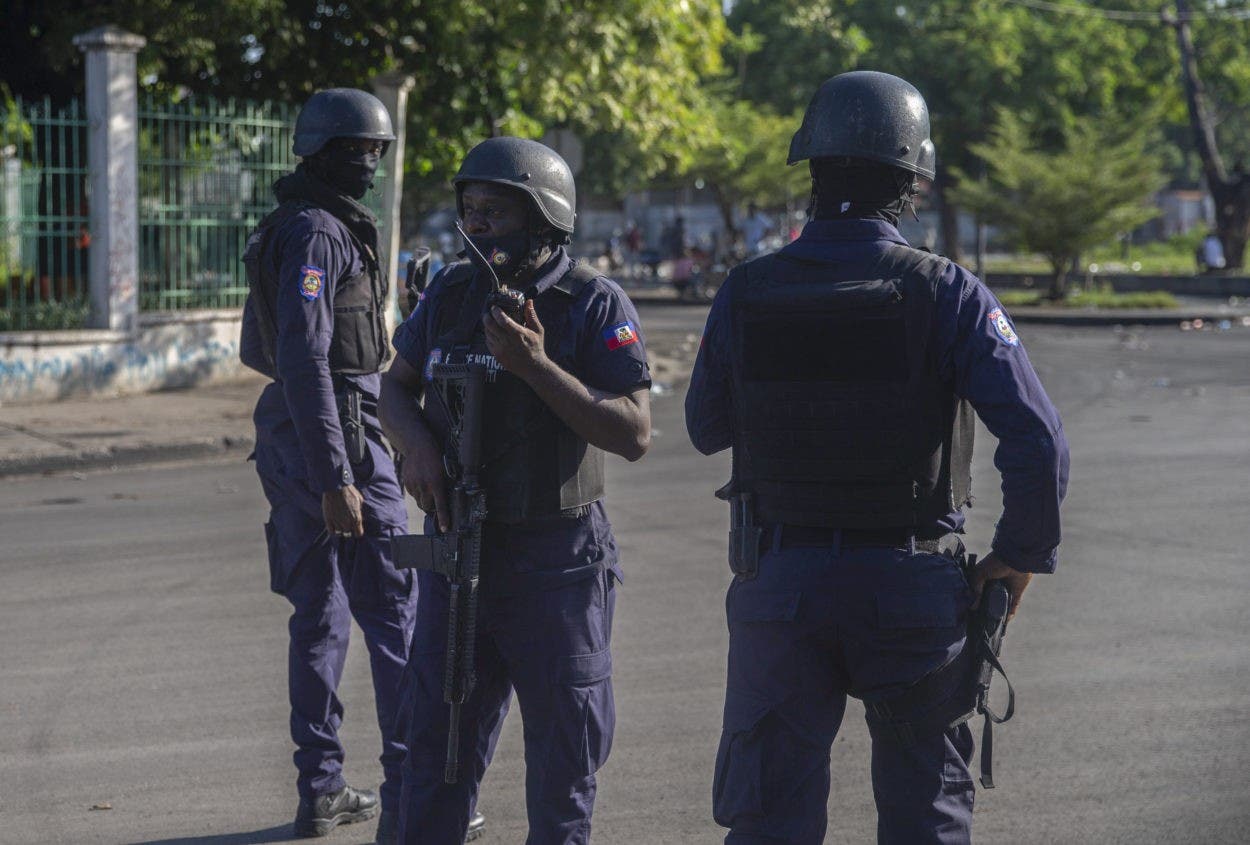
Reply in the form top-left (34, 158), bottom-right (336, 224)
top-left (685, 219), bottom-right (1069, 574)
top-left (393, 247), bottom-right (651, 591)
top-left (242, 207), bottom-right (406, 528)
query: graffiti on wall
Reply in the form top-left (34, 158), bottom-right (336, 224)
top-left (0, 321), bottom-right (242, 402)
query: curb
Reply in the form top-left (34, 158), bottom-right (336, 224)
top-left (0, 436), bottom-right (254, 479)
top-left (1007, 308), bottom-right (1249, 326)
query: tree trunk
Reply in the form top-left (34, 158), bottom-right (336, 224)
top-left (1047, 263), bottom-right (1068, 301)
top-left (1170, 0), bottom-right (1250, 269)
top-left (1210, 176), bottom-right (1250, 269)
top-left (709, 183), bottom-right (739, 246)
top-left (934, 172), bottom-right (962, 263)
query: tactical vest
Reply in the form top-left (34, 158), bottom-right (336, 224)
top-left (242, 201), bottom-right (390, 377)
top-left (727, 244), bottom-right (973, 529)
top-left (422, 261), bottom-right (606, 525)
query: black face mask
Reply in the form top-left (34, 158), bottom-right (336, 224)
top-left (310, 143), bottom-right (381, 200)
top-left (463, 230), bottom-right (533, 281)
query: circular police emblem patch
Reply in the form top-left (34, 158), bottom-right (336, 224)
top-left (988, 308), bottom-right (1019, 346)
top-left (488, 248), bottom-right (510, 266)
top-left (298, 264), bottom-right (325, 301)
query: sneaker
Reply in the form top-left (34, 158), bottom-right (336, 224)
top-left (294, 785), bottom-right (379, 838)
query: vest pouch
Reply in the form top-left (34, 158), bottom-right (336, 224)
top-left (329, 270), bottom-right (384, 374)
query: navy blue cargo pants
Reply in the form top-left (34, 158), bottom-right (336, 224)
top-left (258, 466), bottom-right (417, 814)
top-left (713, 530), bottom-right (976, 845)
top-left (397, 566), bottom-right (616, 845)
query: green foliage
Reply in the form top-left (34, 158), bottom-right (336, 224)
top-left (0, 83), bottom-right (34, 151)
top-left (728, 2), bottom-right (1173, 159)
top-left (951, 109), bottom-right (1166, 297)
top-left (0, 299), bottom-right (89, 331)
top-left (687, 95), bottom-right (808, 219)
top-left (726, 0), bottom-right (869, 114)
top-left (995, 287), bottom-right (1178, 310)
top-left (6, 0), bottom-right (727, 189)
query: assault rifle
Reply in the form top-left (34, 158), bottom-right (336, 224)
top-left (390, 229), bottom-right (525, 783)
top-left (391, 358), bottom-right (488, 784)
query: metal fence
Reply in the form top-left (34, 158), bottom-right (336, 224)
top-left (138, 95), bottom-right (299, 311)
top-left (2, 93), bottom-right (389, 328)
top-left (0, 97), bottom-right (90, 331)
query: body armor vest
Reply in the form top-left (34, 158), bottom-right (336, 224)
top-left (727, 244), bottom-right (973, 529)
top-left (243, 201), bottom-right (390, 377)
top-left (422, 261), bottom-right (606, 525)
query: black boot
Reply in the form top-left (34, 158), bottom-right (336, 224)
top-left (294, 785), bottom-right (379, 838)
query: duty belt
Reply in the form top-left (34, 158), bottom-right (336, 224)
top-left (774, 525), bottom-right (947, 554)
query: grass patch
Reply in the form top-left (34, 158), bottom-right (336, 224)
top-left (996, 288), bottom-right (1178, 309)
top-left (984, 230), bottom-right (1210, 276)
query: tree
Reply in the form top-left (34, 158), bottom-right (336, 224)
top-left (686, 97), bottom-right (808, 238)
top-left (1166, 0), bottom-right (1250, 268)
top-left (2, 0), bottom-right (727, 191)
top-left (951, 110), bottom-right (1165, 300)
top-left (724, 0), bottom-right (1186, 262)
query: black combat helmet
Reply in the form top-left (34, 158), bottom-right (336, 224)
top-left (788, 71), bottom-right (936, 180)
top-left (453, 137), bottom-right (577, 237)
top-left (293, 88), bottom-right (396, 157)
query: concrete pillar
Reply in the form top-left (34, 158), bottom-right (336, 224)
top-left (73, 25), bottom-right (146, 333)
top-left (2, 154), bottom-right (21, 269)
top-left (370, 72), bottom-right (415, 329)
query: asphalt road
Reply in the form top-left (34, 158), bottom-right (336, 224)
top-left (2, 310), bottom-right (1249, 844)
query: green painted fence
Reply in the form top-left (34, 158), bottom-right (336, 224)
top-left (138, 95), bottom-right (300, 311)
top-left (1, 93), bottom-right (386, 330)
top-left (136, 94), bottom-right (385, 312)
top-left (0, 97), bottom-right (90, 331)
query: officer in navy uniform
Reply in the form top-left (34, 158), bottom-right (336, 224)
top-left (378, 136), bottom-right (652, 844)
top-left (685, 71), bottom-right (1070, 844)
top-left (240, 88), bottom-right (419, 843)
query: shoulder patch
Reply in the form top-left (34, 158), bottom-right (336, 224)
top-left (603, 321), bottom-right (639, 350)
top-left (298, 264), bottom-right (325, 301)
top-left (988, 307), bottom-right (1019, 346)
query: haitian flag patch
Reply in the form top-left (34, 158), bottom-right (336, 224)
top-left (603, 321), bottom-right (639, 350)
top-left (298, 264), bottom-right (325, 301)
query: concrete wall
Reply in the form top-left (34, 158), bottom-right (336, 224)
top-left (0, 310), bottom-right (246, 405)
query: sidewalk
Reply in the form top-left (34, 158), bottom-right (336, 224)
top-left (0, 311), bottom-right (702, 478)
top-left (0, 376), bottom-right (267, 478)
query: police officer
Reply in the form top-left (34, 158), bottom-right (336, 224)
top-left (685, 71), bottom-right (1070, 844)
top-left (240, 88), bottom-right (416, 842)
top-left (378, 136), bottom-right (652, 844)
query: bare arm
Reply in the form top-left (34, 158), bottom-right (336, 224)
top-left (379, 356), bottom-right (451, 531)
top-left (484, 301), bottom-right (651, 462)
